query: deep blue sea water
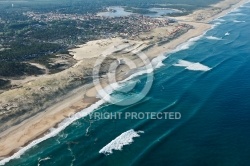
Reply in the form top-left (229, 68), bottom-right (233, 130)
top-left (2, 2), bottom-right (250, 166)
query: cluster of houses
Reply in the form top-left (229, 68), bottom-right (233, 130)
top-left (24, 11), bottom-right (171, 39)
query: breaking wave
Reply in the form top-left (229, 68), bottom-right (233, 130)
top-left (99, 129), bottom-right (144, 155)
top-left (214, 22), bottom-right (222, 25)
top-left (151, 54), bottom-right (168, 69)
top-left (170, 34), bottom-right (205, 54)
top-left (231, 8), bottom-right (241, 13)
top-left (206, 36), bottom-right (223, 40)
top-left (173, 60), bottom-right (211, 71)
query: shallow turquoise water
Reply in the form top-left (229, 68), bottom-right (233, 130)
top-left (2, 2), bottom-right (250, 166)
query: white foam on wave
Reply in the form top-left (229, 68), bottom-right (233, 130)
top-left (231, 8), bottom-right (241, 13)
top-left (233, 20), bottom-right (246, 23)
top-left (215, 18), bottom-right (226, 22)
top-left (154, 61), bottom-right (164, 69)
top-left (123, 65), bottom-right (154, 83)
top-left (229, 12), bottom-right (246, 16)
top-left (226, 1), bottom-right (250, 17)
top-left (96, 52), bottom-right (164, 101)
top-left (96, 87), bottom-right (113, 101)
top-left (173, 60), bottom-right (211, 71)
top-left (206, 36), bottom-right (223, 40)
top-left (214, 1), bottom-right (248, 25)
top-left (99, 129), bottom-right (144, 155)
top-left (0, 99), bottom-right (106, 166)
top-left (212, 17), bottom-right (226, 28)
top-left (95, 52), bottom-right (165, 104)
top-left (151, 54), bottom-right (168, 69)
top-left (130, 23), bottom-right (212, 74)
top-left (169, 34), bottom-right (205, 54)
top-left (214, 22), bottom-right (222, 25)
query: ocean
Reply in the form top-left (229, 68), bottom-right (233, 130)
top-left (1, 2), bottom-right (250, 166)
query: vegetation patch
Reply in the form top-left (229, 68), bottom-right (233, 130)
top-left (0, 62), bottom-right (44, 77)
top-left (0, 79), bottom-right (10, 89)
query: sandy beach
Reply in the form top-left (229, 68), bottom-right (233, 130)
top-left (0, 0), bottom-right (248, 160)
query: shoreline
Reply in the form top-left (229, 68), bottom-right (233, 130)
top-left (0, 0), bottom-right (248, 163)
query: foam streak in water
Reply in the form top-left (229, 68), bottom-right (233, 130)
top-left (99, 129), bottom-right (144, 155)
top-left (37, 157), bottom-right (51, 166)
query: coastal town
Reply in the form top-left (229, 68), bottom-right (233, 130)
top-left (24, 11), bottom-right (172, 39)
